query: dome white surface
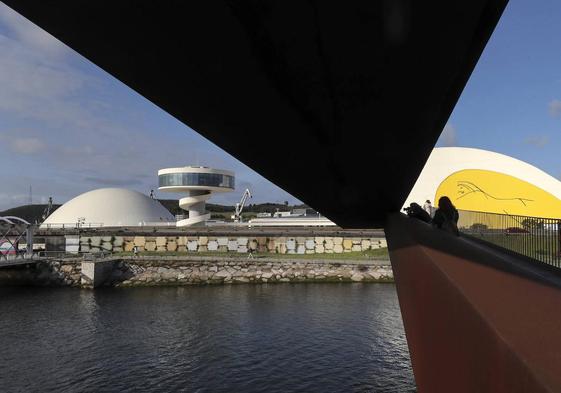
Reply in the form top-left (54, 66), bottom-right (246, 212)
top-left (41, 188), bottom-right (175, 228)
top-left (404, 147), bottom-right (561, 208)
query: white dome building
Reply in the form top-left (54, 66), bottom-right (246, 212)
top-left (41, 188), bottom-right (175, 228)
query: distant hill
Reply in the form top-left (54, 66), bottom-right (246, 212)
top-left (157, 199), bottom-right (310, 215)
top-left (0, 204), bottom-right (61, 224)
top-left (1, 200), bottom-right (309, 224)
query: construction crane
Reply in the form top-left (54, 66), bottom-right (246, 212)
top-left (231, 188), bottom-right (252, 222)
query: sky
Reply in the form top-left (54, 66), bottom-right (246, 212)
top-left (0, 1), bottom-right (560, 210)
top-left (0, 2), bottom-right (300, 210)
top-left (437, 0), bottom-right (561, 173)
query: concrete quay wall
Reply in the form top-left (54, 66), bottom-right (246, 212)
top-left (77, 235), bottom-right (387, 255)
top-left (0, 257), bottom-right (393, 288)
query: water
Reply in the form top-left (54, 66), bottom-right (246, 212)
top-left (0, 283), bottom-right (415, 392)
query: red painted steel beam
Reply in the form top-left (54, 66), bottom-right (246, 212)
top-left (386, 213), bottom-right (561, 393)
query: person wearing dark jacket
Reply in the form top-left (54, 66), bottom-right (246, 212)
top-left (432, 196), bottom-right (459, 236)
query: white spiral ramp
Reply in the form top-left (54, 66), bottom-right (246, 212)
top-left (158, 166), bottom-right (235, 227)
top-left (177, 191), bottom-right (212, 226)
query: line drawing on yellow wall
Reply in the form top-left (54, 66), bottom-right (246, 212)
top-left (456, 181), bottom-right (534, 206)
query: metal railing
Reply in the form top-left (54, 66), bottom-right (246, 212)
top-left (40, 223), bottom-right (104, 229)
top-left (458, 210), bottom-right (561, 270)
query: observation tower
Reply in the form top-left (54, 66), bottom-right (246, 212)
top-left (158, 166), bottom-right (235, 226)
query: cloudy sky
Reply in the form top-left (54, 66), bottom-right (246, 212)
top-left (0, 1), bottom-right (560, 210)
top-left (0, 2), bottom-right (301, 210)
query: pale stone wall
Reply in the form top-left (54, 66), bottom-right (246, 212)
top-left (78, 235), bottom-right (387, 255)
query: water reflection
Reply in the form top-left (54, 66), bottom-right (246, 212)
top-left (0, 284), bottom-right (415, 392)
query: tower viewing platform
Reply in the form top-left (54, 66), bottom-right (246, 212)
top-left (158, 166), bottom-right (235, 227)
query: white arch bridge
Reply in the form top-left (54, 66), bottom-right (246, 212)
top-left (0, 216), bottom-right (35, 265)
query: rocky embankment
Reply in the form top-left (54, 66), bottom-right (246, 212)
top-left (111, 257), bottom-right (393, 286)
top-left (0, 256), bottom-right (393, 288)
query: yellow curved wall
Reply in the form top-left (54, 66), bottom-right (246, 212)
top-left (435, 169), bottom-right (561, 219)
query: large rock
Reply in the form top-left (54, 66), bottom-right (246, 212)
top-left (113, 237), bottom-right (124, 247)
top-left (305, 239), bottom-right (315, 250)
top-left (237, 237), bottom-right (248, 246)
top-left (90, 237), bottom-right (102, 247)
top-left (217, 237), bottom-right (229, 246)
top-left (214, 270), bottom-right (231, 279)
top-left (315, 237), bottom-right (324, 244)
top-left (333, 244), bottom-right (343, 253)
top-left (324, 240), bottom-right (334, 250)
top-left (361, 239), bottom-right (371, 249)
top-left (286, 239), bottom-right (296, 250)
top-left (156, 237), bottom-right (167, 247)
top-left (315, 245), bottom-right (325, 253)
top-left (227, 240), bottom-right (238, 251)
top-left (352, 245), bottom-right (362, 252)
top-left (133, 236), bottom-right (146, 247)
top-left (333, 237), bottom-right (343, 245)
top-left (343, 239), bottom-right (353, 250)
top-left (207, 241), bottom-right (218, 251)
top-left (351, 273), bottom-right (364, 282)
top-left (101, 242), bottom-right (113, 251)
top-left (199, 236), bottom-right (209, 246)
top-left (187, 241), bottom-right (198, 251)
top-left (145, 241), bottom-right (156, 251)
top-left (297, 245), bottom-right (306, 254)
top-left (167, 241), bottom-right (177, 252)
top-left (267, 240), bottom-right (276, 251)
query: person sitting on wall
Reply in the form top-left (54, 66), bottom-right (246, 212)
top-left (432, 196), bottom-right (459, 236)
top-left (403, 202), bottom-right (431, 223)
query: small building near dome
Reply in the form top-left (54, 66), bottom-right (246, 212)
top-left (41, 188), bottom-right (175, 228)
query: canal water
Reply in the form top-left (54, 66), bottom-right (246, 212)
top-left (0, 283), bottom-right (415, 392)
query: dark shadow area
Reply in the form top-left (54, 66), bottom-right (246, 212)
top-left (2, 1), bottom-right (507, 227)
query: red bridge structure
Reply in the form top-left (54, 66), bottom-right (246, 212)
top-left (6, 1), bottom-right (561, 391)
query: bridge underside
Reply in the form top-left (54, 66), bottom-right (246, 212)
top-left (3, 0), bottom-right (507, 227)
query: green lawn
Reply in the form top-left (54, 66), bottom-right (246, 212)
top-left (116, 247), bottom-right (390, 261)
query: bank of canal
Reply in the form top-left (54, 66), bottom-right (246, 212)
top-left (0, 254), bottom-right (393, 288)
